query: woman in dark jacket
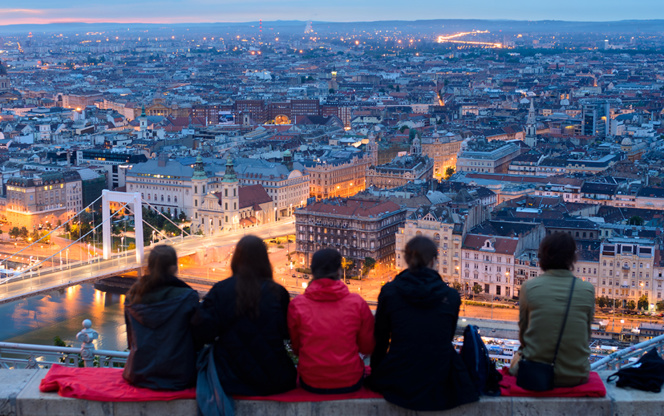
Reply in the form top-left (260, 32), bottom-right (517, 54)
top-left (123, 244), bottom-right (200, 390)
top-left (192, 235), bottom-right (296, 396)
top-left (369, 236), bottom-right (479, 411)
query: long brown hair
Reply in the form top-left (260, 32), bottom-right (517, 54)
top-left (127, 244), bottom-right (178, 304)
top-left (405, 236), bottom-right (437, 270)
top-left (232, 235), bottom-right (273, 319)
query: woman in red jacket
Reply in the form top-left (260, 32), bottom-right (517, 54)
top-left (288, 248), bottom-right (375, 394)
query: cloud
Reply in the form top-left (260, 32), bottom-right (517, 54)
top-left (0, 9), bottom-right (45, 15)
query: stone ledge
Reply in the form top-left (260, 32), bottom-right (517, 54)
top-left (0, 369), bottom-right (661, 416)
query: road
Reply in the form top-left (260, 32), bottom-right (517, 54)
top-left (0, 220), bottom-right (296, 304)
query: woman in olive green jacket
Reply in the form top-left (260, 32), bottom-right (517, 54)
top-left (511, 232), bottom-right (595, 387)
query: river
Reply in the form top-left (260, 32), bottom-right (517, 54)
top-left (0, 283), bottom-right (128, 352)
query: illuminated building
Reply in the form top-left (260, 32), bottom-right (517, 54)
top-left (295, 198), bottom-right (406, 269)
top-left (60, 92), bottom-right (103, 110)
top-left (421, 132), bottom-right (463, 179)
top-left (232, 152), bottom-right (310, 220)
top-left (582, 102), bottom-right (610, 138)
top-left (267, 99), bottom-right (320, 122)
top-left (195, 156), bottom-right (275, 234)
top-left (304, 150), bottom-right (372, 200)
top-left (598, 238), bottom-right (658, 306)
top-left (366, 138), bottom-right (432, 189)
top-left (4, 171), bottom-right (83, 228)
top-left (460, 222), bottom-right (544, 299)
top-left (77, 149), bottom-right (148, 190)
top-left (233, 100), bottom-right (266, 124)
top-left (456, 140), bottom-right (522, 174)
top-left (395, 205), bottom-right (463, 283)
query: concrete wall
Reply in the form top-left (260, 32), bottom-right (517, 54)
top-left (2, 368), bottom-right (663, 416)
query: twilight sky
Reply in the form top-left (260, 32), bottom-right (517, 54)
top-left (0, 0), bottom-right (663, 25)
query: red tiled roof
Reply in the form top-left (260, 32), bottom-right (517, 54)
top-left (303, 198), bottom-right (402, 218)
top-left (463, 234), bottom-right (519, 255)
top-left (239, 184), bottom-right (272, 209)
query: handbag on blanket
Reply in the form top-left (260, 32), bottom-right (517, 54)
top-left (517, 277), bottom-right (576, 392)
top-left (197, 345), bottom-right (235, 416)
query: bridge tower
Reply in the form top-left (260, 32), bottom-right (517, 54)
top-left (101, 190), bottom-right (144, 264)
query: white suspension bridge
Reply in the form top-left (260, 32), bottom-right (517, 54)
top-left (0, 190), bottom-right (295, 305)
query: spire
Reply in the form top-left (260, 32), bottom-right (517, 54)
top-left (192, 154), bottom-right (207, 179)
top-left (410, 136), bottom-right (422, 156)
top-left (527, 99), bottom-right (536, 125)
top-left (140, 105), bottom-right (146, 117)
top-left (525, 98), bottom-right (537, 147)
top-left (222, 154), bottom-right (237, 182)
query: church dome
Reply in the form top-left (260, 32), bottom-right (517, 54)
top-left (621, 137), bottom-right (633, 146)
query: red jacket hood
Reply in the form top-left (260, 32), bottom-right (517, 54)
top-left (304, 278), bottom-right (349, 302)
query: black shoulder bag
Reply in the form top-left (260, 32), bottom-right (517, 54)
top-left (517, 277), bottom-right (576, 391)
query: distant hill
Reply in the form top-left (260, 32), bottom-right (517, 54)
top-left (0, 19), bottom-right (662, 36)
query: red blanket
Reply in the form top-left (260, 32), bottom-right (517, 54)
top-left (499, 368), bottom-right (606, 397)
top-left (40, 365), bottom-right (196, 402)
top-left (40, 365), bottom-right (383, 402)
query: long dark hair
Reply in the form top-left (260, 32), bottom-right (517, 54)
top-left (232, 235), bottom-right (273, 319)
top-left (127, 244), bottom-right (178, 304)
top-left (405, 236), bottom-right (437, 270)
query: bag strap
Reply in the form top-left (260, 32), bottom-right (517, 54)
top-left (552, 277), bottom-right (576, 366)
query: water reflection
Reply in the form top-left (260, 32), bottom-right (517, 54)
top-left (0, 283), bottom-right (127, 352)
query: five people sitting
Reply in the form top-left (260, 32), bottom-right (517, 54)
top-left (122, 232), bottom-right (594, 409)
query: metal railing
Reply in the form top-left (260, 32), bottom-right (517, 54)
top-left (0, 319), bottom-right (128, 369)
top-left (590, 333), bottom-right (664, 371)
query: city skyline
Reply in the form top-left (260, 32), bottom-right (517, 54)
top-left (1, 1), bottom-right (664, 26)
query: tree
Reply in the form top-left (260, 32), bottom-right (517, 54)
top-left (628, 216), bottom-right (644, 226)
top-left (472, 283), bottom-right (483, 296)
top-left (163, 221), bottom-right (182, 237)
top-left (19, 227), bottom-right (29, 241)
top-left (444, 166), bottom-right (455, 180)
top-left (656, 301), bottom-right (664, 312)
top-left (626, 300), bottom-right (636, 310)
top-left (637, 295), bottom-right (649, 311)
top-left (53, 336), bottom-right (67, 347)
top-left (341, 257), bottom-right (354, 280)
top-left (596, 296), bottom-right (608, 308)
top-left (30, 229), bottom-right (40, 242)
top-left (451, 282), bottom-right (462, 292)
top-left (361, 257), bottom-right (376, 276)
top-left (9, 227), bottom-right (19, 240)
